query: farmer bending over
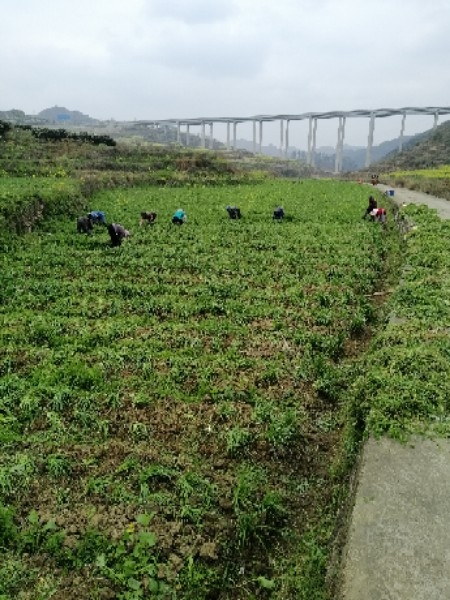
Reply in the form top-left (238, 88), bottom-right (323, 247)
top-left (273, 206), bottom-right (285, 220)
top-left (362, 196), bottom-right (377, 220)
top-left (172, 209), bottom-right (187, 225)
top-left (88, 210), bottom-right (106, 225)
top-left (140, 211), bottom-right (157, 226)
top-left (370, 207), bottom-right (387, 223)
top-left (77, 214), bottom-right (93, 235)
top-left (226, 206), bottom-right (241, 220)
top-left (108, 223), bottom-right (131, 247)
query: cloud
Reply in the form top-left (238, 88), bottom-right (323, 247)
top-left (145, 27), bottom-right (268, 78)
top-left (145, 0), bottom-right (236, 24)
top-left (1, 0), bottom-right (450, 144)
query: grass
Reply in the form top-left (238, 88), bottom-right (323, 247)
top-left (350, 202), bottom-right (450, 440)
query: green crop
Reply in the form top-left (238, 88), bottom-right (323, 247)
top-left (0, 178), bottom-right (398, 599)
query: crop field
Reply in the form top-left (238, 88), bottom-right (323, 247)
top-left (387, 165), bottom-right (450, 179)
top-left (0, 179), bottom-right (397, 599)
top-left (352, 202), bottom-right (450, 440)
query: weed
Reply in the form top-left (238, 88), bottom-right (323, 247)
top-left (0, 453), bottom-right (36, 501)
top-left (139, 464), bottom-right (177, 484)
top-left (226, 427), bottom-right (252, 457)
top-left (129, 422), bottom-right (148, 441)
top-left (71, 528), bottom-right (110, 568)
top-left (232, 465), bottom-right (269, 547)
top-left (178, 555), bottom-right (222, 600)
top-left (20, 510), bottom-right (62, 554)
top-left (46, 453), bottom-right (72, 479)
top-left (217, 401), bottom-right (237, 421)
top-left (261, 490), bottom-right (289, 528)
top-left (0, 554), bottom-right (40, 599)
top-left (0, 503), bottom-right (18, 548)
top-left (177, 472), bottom-right (217, 524)
top-left (266, 408), bottom-right (301, 449)
top-left (95, 514), bottom-right (170, 599)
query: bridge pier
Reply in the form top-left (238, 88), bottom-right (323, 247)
top-left (279, 119), bottom-right (284, 157)
top-left (399, 112), bottom-right (406, 152)
top-left (334, 116), bottom-right (346, 173)
top-left (311, 118), bottom-right (318, 167)
top-left (201, 121), bottom-right (206, 148)
top-left (365, 113), bottom-right (375, 168)
top-left (307, 117), bottom-right (313, 165)
top-left (259, 120), bottom-right (263, 154)
top-left (284, 120), bottom-right (290, 158)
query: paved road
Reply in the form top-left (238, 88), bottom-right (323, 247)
top-left (340, 186), bottom-right (450, 599)
top-left (377, 183), bottom-right (450, 219)
top-left (340, 437), bottom-right (450, 600)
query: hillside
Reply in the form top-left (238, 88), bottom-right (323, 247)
top-left (0, 106), bottom-right (425, 170)
top-left (375, 120), bottom-right (450, 171)
top-left (368, 121), bottom-right (450, 200)
top-left (37, 106), bottom-right (100, 126)
top-left (0, 120), bottom-right (319, 237)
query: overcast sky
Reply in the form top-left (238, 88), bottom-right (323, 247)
top-left (2, 0), bottom-right (450, 148)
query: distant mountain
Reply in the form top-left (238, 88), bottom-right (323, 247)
top-left (234, 135), bottom-right (419, 171)
top-left (0, 109), bottom-right (47, 125)
top-left (324, 136), bottom-right (417, 171)
top-left (37, 106), bottom-right (99, 126)
top-left (0, 106), bottom-right (99, 127)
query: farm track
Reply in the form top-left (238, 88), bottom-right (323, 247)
top-left (377, 183), bottom-right (450, 219)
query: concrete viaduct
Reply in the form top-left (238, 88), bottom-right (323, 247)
top-left (135, 107), bottom-right (450, 173)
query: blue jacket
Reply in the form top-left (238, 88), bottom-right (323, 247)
top-left (89, 211), bottom-right (106, 224)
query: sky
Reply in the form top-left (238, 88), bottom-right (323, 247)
top-left (2, 0), bottom-right (450, 148)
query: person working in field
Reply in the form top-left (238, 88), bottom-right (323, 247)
top-left (172, 208), bottom-right (187, 225)
top-left (107, 223), bottom-right (131, 246)
top-left (88, 210), bottom-right (106, 225)
top-left (77, 214), bottom-right (93, 235)
top-left (370, 207), bottom-right (387, 223)
top-left (140, 211), bottom-right (157, 226)
top-left (362, 196), bottom-right (378, 219)
top-left (226, 205), bottom-right (242, 220)
top-left (273, 206), bottom-right (285, 220)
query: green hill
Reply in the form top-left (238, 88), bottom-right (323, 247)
top-left (350, 121), bottom-right (450, 200)
top-left (375, 120), bottom-right (450, 171)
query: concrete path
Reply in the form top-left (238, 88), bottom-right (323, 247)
top-left (340, 186), bottom-right (450, 599)
top-left (340, 437), bottom-right (450, 600)
top-left (377, 183), bottom-right (450, 219)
